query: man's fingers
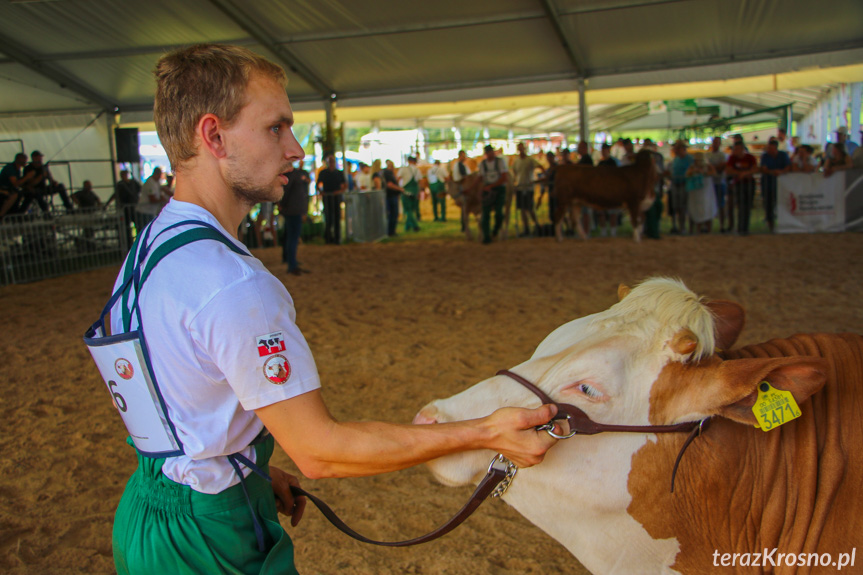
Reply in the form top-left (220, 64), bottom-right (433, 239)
top-left (523, 403), bottom-right (558, 428)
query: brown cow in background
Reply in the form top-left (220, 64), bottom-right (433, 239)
top-left (553, 149), bottom-right (657, 242)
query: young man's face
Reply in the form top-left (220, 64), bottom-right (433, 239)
top-left (221, 73), bottom-right (304, 204)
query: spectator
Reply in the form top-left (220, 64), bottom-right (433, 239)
top-left (543, 150), bottom-right (558, 227)
top-left (823, 143), bottom-right (853, 177)
top-left (619, 139), bottom-right (636, 166)
top-left (141, 167), bottom-right (164, 205)
top-left (370, 159), bottom-right (383, 191)
top-left (511, 142), bottom-right (542, 236)
top-left (776, 128), bottom-right (793, 154)
top-left (426, 159), bottom-right (448, 222)
top-left (397, 156), bottom-right (422, 233)
top-left (161, 174), bottom-right (175, 201)
top-left (560, 148), bottom-right (573, 165)
top-left (23, 150), bottom-right (73, 212)
top-left (760, 138), bottom-right (791, 232)
top-left (791, 145), bottom-right (818, 173)
top-left (382, 159), bottom-right (403, 237)
top-left (595, 143), bottom-right (621, 237)
top-left (685, 152), bottom-right (717, 235)
top-left (72, 180), bottom-right (101, 209)
top-left (105, 169), bottom-right (142, 250)
top-left (705, 137), bottom-right (729, 233)
top-left (576, 141), bottom-right (593, 166)
top-left (280, 162), bottom-right (311, 275)
top-left (477, 144), bottom-right (508, 244)
top-left (640, 139), bottom-right (665, 240)
top-left (316, 154), bottom-right (346, 245)
top-left (0, 153), bottom-right (32, 218)
top-left (726, 141), bottom-right (758, 236)
top-left (355, 162), bottom-right (371, 192)
top-left (668, 140), bottom-right (693, 235)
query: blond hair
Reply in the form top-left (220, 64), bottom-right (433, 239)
top-left (153, 44), bottom-right (288, 170)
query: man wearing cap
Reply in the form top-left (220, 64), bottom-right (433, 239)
top-left (825, 126), bottom-right (857, 159)
top-left (397, 156), bottom-right (422, 232)
top-left (478, 144), bottom-right (508, 244)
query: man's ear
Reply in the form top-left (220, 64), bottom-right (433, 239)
top-left (705, 299), bottom-right (745, 351)
top-left (650, 357), bottom-right (828, 426)
top-left (198, 114), bottom-right (227, 159)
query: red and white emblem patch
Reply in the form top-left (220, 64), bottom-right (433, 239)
top-left (257, 332), bottom-right (286, 357)
top-left (115, 358), bottom-right (134, 380)
top-left (263, 354), bottom-right (291, 385)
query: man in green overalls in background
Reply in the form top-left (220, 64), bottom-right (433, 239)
top-left (398, 156), bottom-right (422, 232)
top-left (478, 144), bottom-right (509, 244)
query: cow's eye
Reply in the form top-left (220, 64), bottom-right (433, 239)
top-left (579, 383), bottom-right (602, 399)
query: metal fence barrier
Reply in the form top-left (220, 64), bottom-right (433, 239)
top-left (0, 208), bottom-right (129, 285)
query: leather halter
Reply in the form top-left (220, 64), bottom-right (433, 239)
top-left (291, 368), bottom-right (710, 547)
top-left (496, 369), bottom-right (710, 492)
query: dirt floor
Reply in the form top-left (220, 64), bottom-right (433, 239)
top-left (2, 220), bottom-right (862, 574)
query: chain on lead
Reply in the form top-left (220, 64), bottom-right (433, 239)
top-left (488, 454), bottom-right (518, 498)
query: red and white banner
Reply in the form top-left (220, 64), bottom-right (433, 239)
top-left (777, 173), bottom-right (848, 234)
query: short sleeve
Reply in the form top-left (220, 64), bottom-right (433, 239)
top-left (191, 271), bottom-right (321, 410)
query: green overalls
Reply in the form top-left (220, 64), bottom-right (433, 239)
top-left (402, 171), bottom-right (420, 232)
top-left (85, 221), bottom-right (298, 575)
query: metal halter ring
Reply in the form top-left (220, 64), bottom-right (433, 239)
top-left (536, 418), bottom-right (577, 440)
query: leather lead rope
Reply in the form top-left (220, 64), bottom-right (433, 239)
top-left (290, 461), bottom-right (508, 547)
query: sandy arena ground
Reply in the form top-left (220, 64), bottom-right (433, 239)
top-left (2, 224), bottom-right (862, 575)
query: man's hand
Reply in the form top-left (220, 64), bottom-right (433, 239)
top-left (270, 466), bottom-right (306, 527)
top-left (479, 404), bottom-right (559, 468)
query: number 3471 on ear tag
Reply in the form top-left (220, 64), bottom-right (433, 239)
top-left (752, 381), bottom-right (802, 431)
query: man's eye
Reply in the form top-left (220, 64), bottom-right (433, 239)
top-left (271, 125), bottom-right (281, 135)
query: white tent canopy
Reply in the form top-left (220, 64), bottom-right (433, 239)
top-left (1, 0), bottom-right (862, 172)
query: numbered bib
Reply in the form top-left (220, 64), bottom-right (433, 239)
top-left (86, 329), bottom-right (182, 456)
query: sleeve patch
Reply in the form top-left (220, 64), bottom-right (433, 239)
top-left (257, 332), bottom-right (286, 357)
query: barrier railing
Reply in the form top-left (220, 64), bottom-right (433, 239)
top-left (0, 208), bottom-right (128, 285)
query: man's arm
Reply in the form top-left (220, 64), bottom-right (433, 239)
top-left (255, 389), bottom-right (557, 479)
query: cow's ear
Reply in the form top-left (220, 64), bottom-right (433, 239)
top-left (618, 284), bottom-right (631, 301)
top-left (715, 357), bottom-right (828, 425)
top-left (705, 299), bottom-right (745, 350)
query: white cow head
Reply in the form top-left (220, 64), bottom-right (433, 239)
top-left (414, 278), bottom-right (749, 573)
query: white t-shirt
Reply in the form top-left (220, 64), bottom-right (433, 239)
top-left (479, 157), bottom-right (508, 185)
top-left (140, 175), bottom-right (162, 204)
top-left (109, 199), bottom-right (320, 493)
top-left (427, 165), bottom-right (448, 184)
top-left (451, 160), bottom-right (471, 183)
top-left (398, 165), bottom-right (421, 186)
top-left (356, 172), bottom-right (371, 191)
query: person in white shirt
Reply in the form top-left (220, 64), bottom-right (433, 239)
top-left (355, 162), bottom-right (371, 191)
top-left (139, 167), bottom-right (164, 205)
top-left (101, 44), bottom-right (559, 575)
top-left (511, 142), bottom-right (542, 236)
top-left (426, 159), bottom-right (449, 221)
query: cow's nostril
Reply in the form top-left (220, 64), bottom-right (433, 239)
top-left (413, 407), bottom-right (439, 425)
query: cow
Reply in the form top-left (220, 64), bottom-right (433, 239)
top-left (415, 278), bottom-right (862, 574)
top-left (553, 149), bottom-right (657, 242)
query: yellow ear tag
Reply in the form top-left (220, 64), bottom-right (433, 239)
top-left (752, 381), bottom-right (802, 431)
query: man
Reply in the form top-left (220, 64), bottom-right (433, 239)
top-left (478, 144), bottom-right (508, 244)
top-left (776, 127), bottom-right (793, 154)
top-left (667, 140), bottom-right (693, 235)
top-left (759, 138), bottom-right (790, 233)
top-left (595, 143), bottom-right (620, 237)
top-left (0, 153), bottom-right (33, 218)
top-left (397, 156), bottom-right (422, 232)
top-left (726, 141), bottom-right (758, 236)
top-left (705, 137), bottom-right (729, 233)
top-left (316, 154), bottom-right (346, 244)
top-left (426, 159), bottom-right (448, 222)
top-left (451, 150), bottom-right (472, 232)
top-left (618, 139), bottom-right (636, 166)
top-left (826, 126), bottom-right (858, 158)
top-left (23, 150), bottom-right (74, 213)
top-left (576, 141), bottom-right (593, 166)
top-left (98, 44), bottom-right (558, 575)
top-left (71, 180), bottom-right (101, 209)
top-left (511, 142), bottom-right (542, 236)
top-left (106, 169), bottom-right (142, 250)
top-left (640, 139), bottom-right (665, 240)
top-left (280, 162), bottom-right (311, 275)
top-left (355, 162), bottom-right (371, 192)
top-left (140, 167), bottom-right (165, 205)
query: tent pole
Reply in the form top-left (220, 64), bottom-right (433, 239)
top-left (578, 78), bottom-right (588, 144)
